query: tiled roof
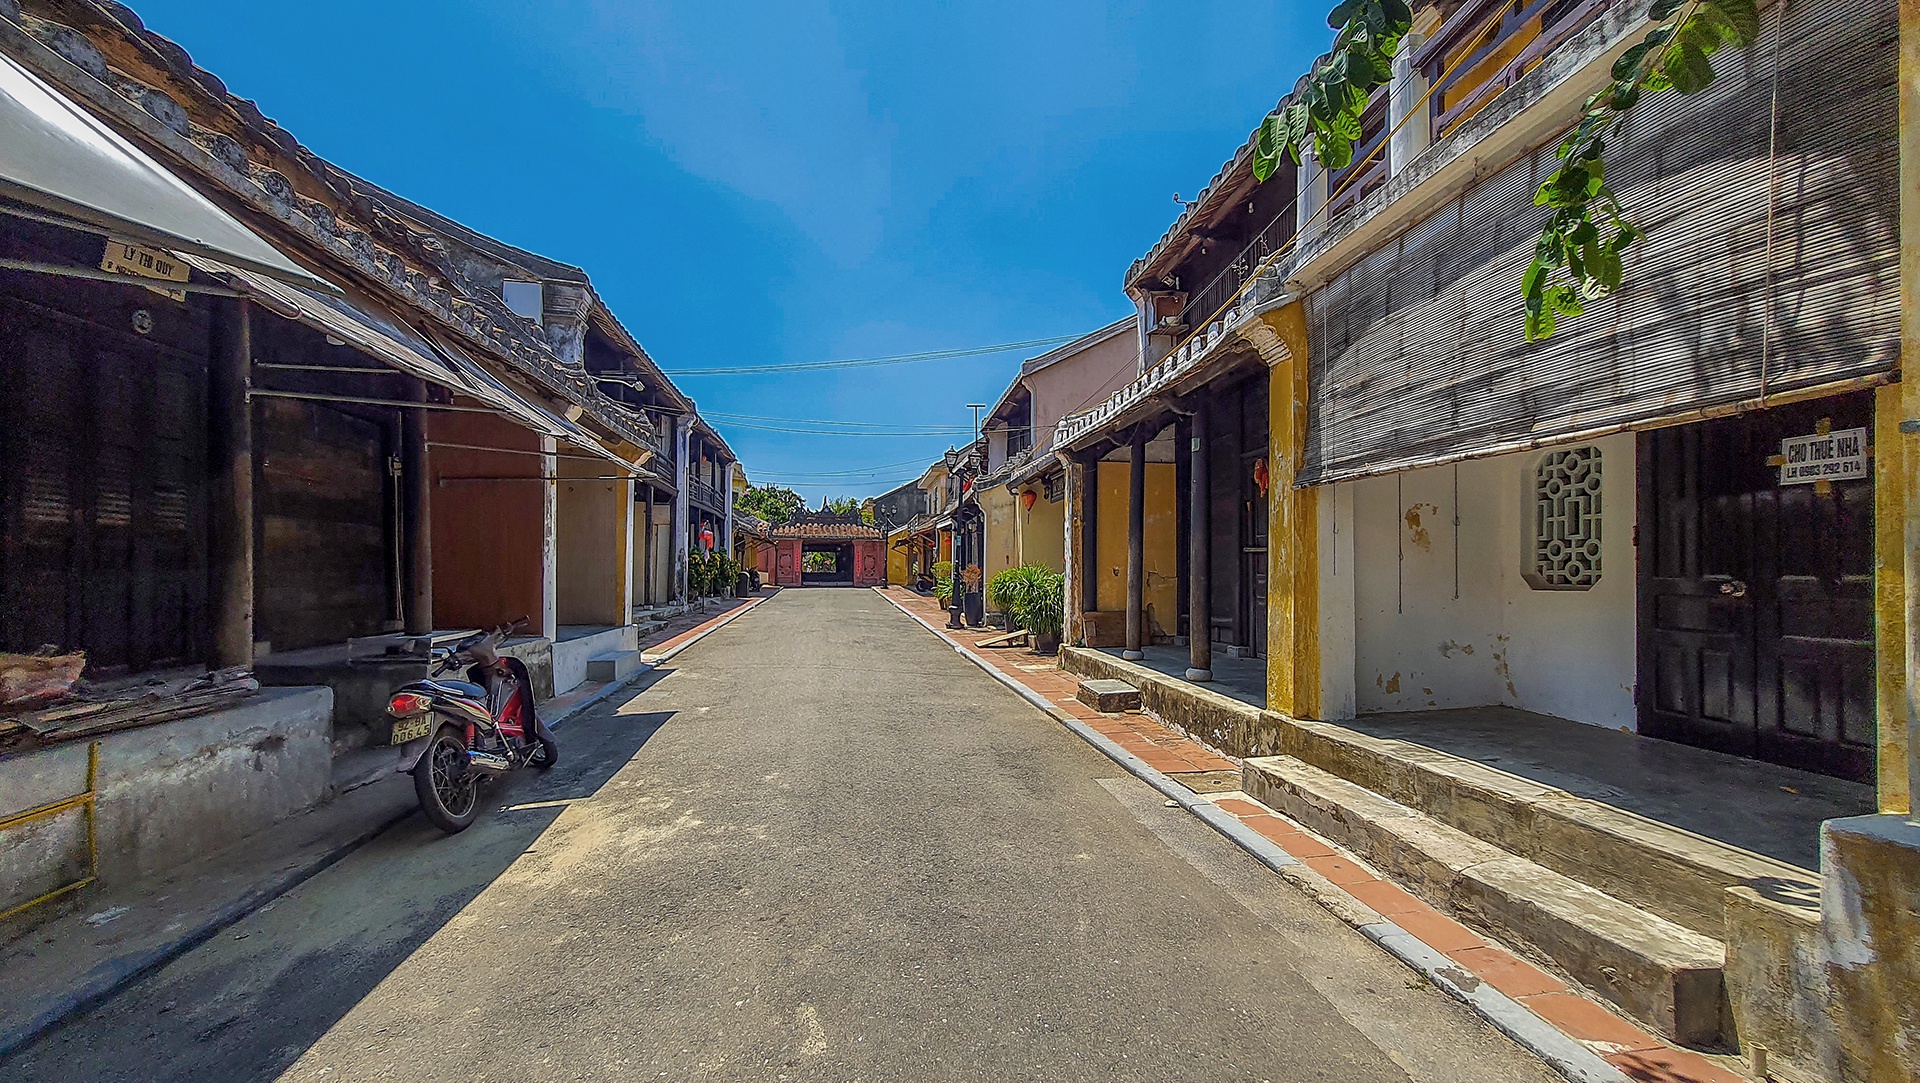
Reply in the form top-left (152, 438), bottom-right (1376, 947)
top-left (769, 516), bottom-right (883, 540)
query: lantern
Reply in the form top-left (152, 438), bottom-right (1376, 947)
top-left (1021, 489), bottom-right (1038, 512)
top-left (1252, 457), bottom-right (1270, 497)
top-left (698, 525), bottom-right (715, 551)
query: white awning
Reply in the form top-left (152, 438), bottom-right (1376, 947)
top-left (0, 50), bottom-right (325, 289)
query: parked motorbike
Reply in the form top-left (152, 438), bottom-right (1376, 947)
top-left (386, 621), bottom-right (557, 833)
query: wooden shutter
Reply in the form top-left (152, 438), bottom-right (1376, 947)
top-left (1300, 0), bottom-right (1898, 485)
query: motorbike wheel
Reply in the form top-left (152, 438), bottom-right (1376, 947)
top-left (528, 734), bottom-right (559, 770)
top-left (414, 725), bottom-right (480, 834)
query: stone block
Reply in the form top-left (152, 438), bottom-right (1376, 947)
top-left (585, 650), bottom-right (642, 682)
top-left (1077, 679), bottom-right (1140, 713)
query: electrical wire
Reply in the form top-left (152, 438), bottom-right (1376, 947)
top-left (704, 410), bottom-right (973, 433)
top-left (751, 457), bottom-right (933, 478)
top-left (661, 335), bottom-right (1082, 376)
top-left (710, 419), bottom-right (982, 437)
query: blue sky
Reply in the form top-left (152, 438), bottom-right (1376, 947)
top-left (133, 1), bottom-right (1329, 501)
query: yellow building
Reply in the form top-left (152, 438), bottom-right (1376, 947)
top-left (1059, 1), bottom-right (1920, 1077)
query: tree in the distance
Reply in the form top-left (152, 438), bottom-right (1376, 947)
top-left (736, 484), bottom-right (804, 526)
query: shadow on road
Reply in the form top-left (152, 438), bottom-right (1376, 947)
top-left (1, 670), bottom-right (680, 1083)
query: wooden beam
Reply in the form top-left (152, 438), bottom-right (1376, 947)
top-left (209, 297), bottom-right (253, 669)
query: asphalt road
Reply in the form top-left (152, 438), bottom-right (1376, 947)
top-left (5, 588), bottom-right (1557, 1082)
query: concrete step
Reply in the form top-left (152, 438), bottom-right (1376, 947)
top-left (1274, 716), bottom-right (1814, 940)
top-left (1245, 755), bottom-right (1728, 1046)
top-left (1077, 678), bottom-right (1141, 713)
top-left (584, 650), bottom-right (643, 682)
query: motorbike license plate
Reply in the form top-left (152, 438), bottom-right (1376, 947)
top-left (390, 716), bottom-right (432, 745)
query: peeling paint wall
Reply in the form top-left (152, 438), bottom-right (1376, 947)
top-left (1341, 433), bottom-right (1636, 728)
top-left (1093, 461), bottom-right (1179, 635)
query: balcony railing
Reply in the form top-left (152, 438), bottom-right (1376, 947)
top-left (1180, 208), bottom-right (1297, 331)
top-left (1418, 0), bottom-right (1608, 143)
top-left (687, 475), bottom-right (726, 512)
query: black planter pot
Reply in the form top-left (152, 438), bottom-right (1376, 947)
top-left (1033, 631), bottom-right (1062, 655)
top-left (963, 592), bottom-right (984, 626)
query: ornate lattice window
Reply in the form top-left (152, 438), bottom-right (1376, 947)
top-left (1526, 446), bottom-right (1602, 590)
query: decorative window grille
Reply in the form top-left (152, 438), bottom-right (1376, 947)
top-left (1526, 446), bottom-right (1601, 590)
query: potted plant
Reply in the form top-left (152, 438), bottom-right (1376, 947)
top-left (1023, 569), bottom-right (1065, 655)
top-left (961, 564), bottom-right (985, 626)
top-left (933, 560), bottom-right (955, 606)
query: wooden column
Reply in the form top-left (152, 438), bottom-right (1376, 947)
top-left (1124, 427), bottom-right (1146, 660)
top-left (1188, 404), bottom-right (1213, 681)
top-left (209, 297), bottom-right (254, 668)
top-left (402, 379), bottom-right (433, 635)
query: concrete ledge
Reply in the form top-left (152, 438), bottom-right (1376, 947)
top-left (550, 626), bottom-right (639, 696)
top-left (1725, 883), bottom-right (1830, 1081)
top-left (1265, 711), bottom-right (1815, 940)
top-left (1062, 647), bottom-right (1268, 757)
top-left (1247, 755), bottom-right (1727, 1045)
top-left (1, 686), bottom-right (333, 908)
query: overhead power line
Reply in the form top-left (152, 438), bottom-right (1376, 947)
top-left (663, 334), bottom-right (1082, 376)
top-left (709, 419), bottom-right (974, 437)
top-left (704, 410), bottom-right (972, 433)
top-left (750, 457), bottom-right (932, 478)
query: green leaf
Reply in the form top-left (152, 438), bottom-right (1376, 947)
top-left (1612, 41), bottom-right (1655, 80)
top-left (1709, 0), bottom-right (1761, 43)
top-left (1328, 0), bottom-right (1360, 30)
top-left (1648, 0), bottom-right (1686, 17)
top-left (1380, 0), bottom-right (1413, 31)
top-left (1253, 114), bottom-right (1286, 182)
top-left (1283, 102), bottom-right (1311, 145)
top-left (1611, 221), bottom-right (1641, 250)
top-left (1591, 249), bottom-right (1624, 291)
top-left (1661, 41), bottom-right (1715, 93)
top-left (1319, 130), bottom-right (1355, 170)
top-left (1570, 220), bottom-right (1600, 246)
top-left (1549, 284), bottom-right (1586, 318)
top-left (1354, 45), bottom-right (1394, 88)
top-left (1522, 257), bottom-right (1549, 300)
top-left (1526, 304), bottom-right (1557, 341)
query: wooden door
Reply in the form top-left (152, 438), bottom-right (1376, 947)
top-left (1638, 393), bottom-right (1875, 782)
top-left (1, 305), bottom-right (208, 676)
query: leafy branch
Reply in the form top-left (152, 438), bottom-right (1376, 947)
top-left (1253, 0), bottom-right (1414, 181)
top-left (1523, 0), bottom-right (1760, 339)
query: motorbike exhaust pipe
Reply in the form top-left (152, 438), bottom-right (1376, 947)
top-left (466, 750), bottom-right (514, 776)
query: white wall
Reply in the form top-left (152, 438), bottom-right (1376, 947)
top-left (1324, 433), bottom-right (1637, 730)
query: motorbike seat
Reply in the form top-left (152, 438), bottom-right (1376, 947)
top-left (423, 678), bottom-right (488, 701)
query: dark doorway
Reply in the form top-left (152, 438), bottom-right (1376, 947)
top-left (0, 296), bottom-right (209, 677)
top-left (1204, 371), bottom-right (1270, 657)
top-left (802, 543), bottom-right (854, 586)
top-left (1638, 392), bottom-right (1876, 783)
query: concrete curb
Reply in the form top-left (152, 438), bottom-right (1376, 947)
top-left (0, 650), bottom-right (661, 1061)
top-left (875, 588), bottom-right (1631, 1083)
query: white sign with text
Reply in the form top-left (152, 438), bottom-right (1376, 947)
top-left (1779, 427), bottom-right (1868, 485)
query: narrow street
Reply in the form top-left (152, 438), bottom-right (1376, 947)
top-left (6, 589), bottom-right (1553, 1082)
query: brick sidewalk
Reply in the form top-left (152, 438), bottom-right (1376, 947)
top-left (878, 585), bottom-right (1748, 1083)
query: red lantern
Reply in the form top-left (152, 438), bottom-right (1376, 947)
top-left (1021, 489), bottom-right (1038, 512)
top-left (1252, 457), bottom-right (1270, 497)
top-left (698, 525), bottom-right (715, 551)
